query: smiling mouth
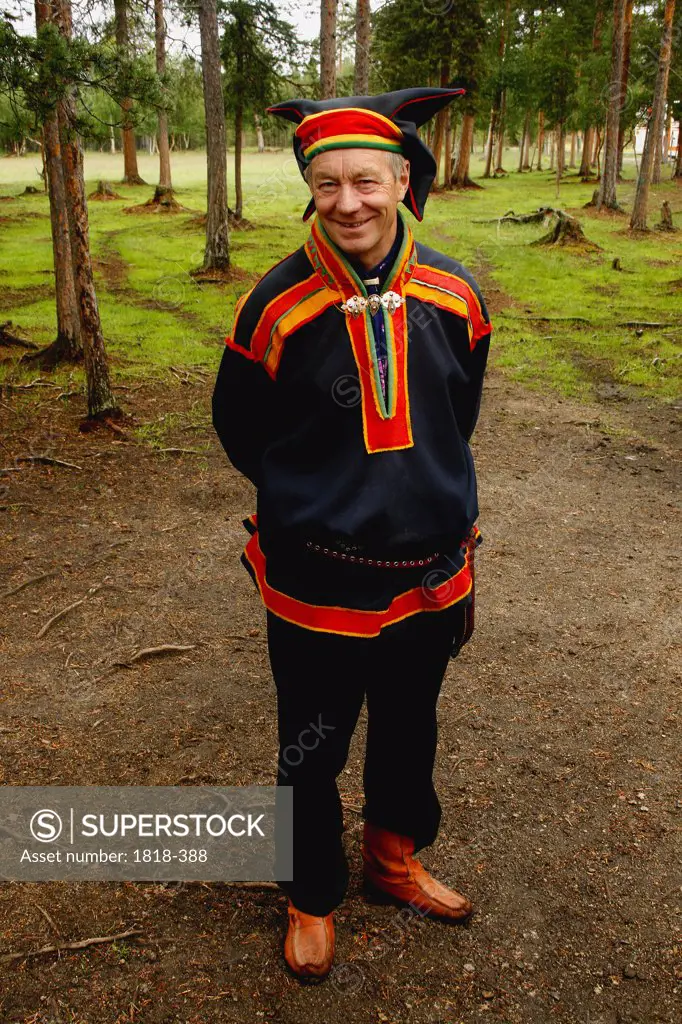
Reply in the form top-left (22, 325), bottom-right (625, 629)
top-left (337, 218), bottom-right (371, 228)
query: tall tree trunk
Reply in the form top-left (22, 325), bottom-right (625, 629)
top-left (518, 109), bottom-right (530, 172)
top-left (154, 0), bottom-right (172, 190)
top-left (582, 0), bottom-right (605, 179)
top-left (673, 126), bottom-right (682, 178)
top-left (453, 112), bottom-right (479, 188)
top-left (580, 125), bottom-right (593, 177)
top-left (597, 0), bottom-right (626, 209)
top-left (255, 114), bottom-right (264, 152)
top-left (483, 107), bottom-right (497, 177)
top-left (617, 0), bottom-right (634, 177)
top-left (53, 0), bottom-right (118, 417)
top-left (235, 102), bottom-right (243, 220)
top-left (651, 60), bottom-right (671, 184)
top-left (430, 62), bottom-right (449, 186)
top-left (537, 111), bottom-right (545, 170)
top-left (353, 0), bottom-right (370, 95)
top-left (494, 90), bottom-right (506, 172)
top-left (569, 131), bottom-right (576, 168)
top-left (444, 109), bottom-right (453, 189)
top-left (592, 126), bottom-right (602, 166)
top-left (114, 0), bottom-right (145, 185)
top-left (32, 0), bottom-right (81, 366)
top-left (523, 121), bottom-right (532, 169)
top-left (630, 0), bottom-right (676, 230)
top-left (320, 0), bottom-right (338, 99)
top-left (198, 0), bottom-right (230, 271)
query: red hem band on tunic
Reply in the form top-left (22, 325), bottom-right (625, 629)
top-left (240, 517), bottom-right (473, 638)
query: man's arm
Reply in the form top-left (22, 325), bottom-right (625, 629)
top-left (454, 328), bottom-right (491, 445)
top-left (212, 282), bottom-right (279, 489)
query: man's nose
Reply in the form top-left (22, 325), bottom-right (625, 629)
top-left (334, 183), bottom-right (362, 214)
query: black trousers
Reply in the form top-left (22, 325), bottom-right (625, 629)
top-left (266, 601), bottom-right (463, 916)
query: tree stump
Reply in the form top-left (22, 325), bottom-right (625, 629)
top-left (88, 180), bottom-right (123, 201)
top-left (531, 209), bottom-right (600, 249)
top-left (655, 200), bottom-right (677, 232)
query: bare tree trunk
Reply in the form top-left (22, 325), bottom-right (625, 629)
top-left (617, 0), bottom-right (634, 177)
top-left (662, 109), bottom-right (673, 165)
top-left (673, 127), bottom-right (682, 178)
top-left (430, 62), bottom-right (449, 187)
top-left (32, 0), bottom-right (81, 366)
top-left (198, 0), bottom-right (230, 271)
top-left (353, 0), bottom-right (370, 95)
top-left (569, 131), bottom-right (576, 168)
top-left (235, 102), bottom-right (243, 220)
top-left (114, 0), bottom-right (145, 185)
top-left (494, 90), bottom-right (506, 171)
top-left (652, 63), bottom-right (671, 184)
top-left (444, 109), bottom-right (453, 189)
top-left (254, 115), bottom-right (264, 152)
top-left (483, 107), bottom-right (496, 178)
top-left (320, 0), bottom-right (338, 99)
top-left (630, 0), bottom-right (676, 230)
top-left (596, 0), bottom-right (626, 209)
top-left (580, 125), bottom-right (593, 177)
top-left (518, 109), bottom-right (530, 172)
top-left (154, 0), bottom-right (172, 190)
top-left (53, 0), bottom-right (118, 418)
top-left (453, 112), bottom-right (480, 188)
top-left (537, 111), bottom-right (545, 170)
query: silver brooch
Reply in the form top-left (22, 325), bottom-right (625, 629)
top-left (341, 290), bottom-right (404, 318)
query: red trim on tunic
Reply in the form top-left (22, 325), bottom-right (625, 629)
top-left (241, 520), bottom-right (472, 638)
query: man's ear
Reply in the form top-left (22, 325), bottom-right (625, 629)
top-left (400, 159), bottom-right (410, 199)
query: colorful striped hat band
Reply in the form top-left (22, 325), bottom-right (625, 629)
top-left (295, 107), bottom-right (404, 163)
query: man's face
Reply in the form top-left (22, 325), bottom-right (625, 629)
top-left (308, 149), bottom-right (410, 269)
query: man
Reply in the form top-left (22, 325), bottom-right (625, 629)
top-left (212, 86), bottom-right (492, 982)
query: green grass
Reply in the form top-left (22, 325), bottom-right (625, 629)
top-left (0, 147), bottom-right (680, 403)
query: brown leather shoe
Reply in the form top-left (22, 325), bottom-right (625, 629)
top-left (283, 899), bottom-right (335, 980)
top-left (362, 822), bottom-right (473, 923)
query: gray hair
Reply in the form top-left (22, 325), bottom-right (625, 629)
top-left (304, 151), bottom-right (407, 187)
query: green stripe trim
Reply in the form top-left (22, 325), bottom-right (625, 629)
top-left (262, 285), bottom-right (327, 365)
top-left (304, 139), bottom-right (404, 161)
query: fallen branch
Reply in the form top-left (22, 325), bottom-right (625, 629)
top-left (34, 904), bottom-right (62, 939)
top-left (0, 927), bottom-right (144, 965)
top-left (13, 455), bottom-right (82, 470)
top-left (112, 644), bottom-right (196, 668)
top-left (37, 580), bottom-right (110, 639)
top-left (618, 320), bottom-right (669, 328)
top-left (1, 378), bottom-right (60, 390)
top-left (1, 570), bottom-right (58, 598)
top-left (156, 448), bottom-right (202, 456)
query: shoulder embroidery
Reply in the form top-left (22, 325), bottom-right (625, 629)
top-left (224, 254), bottom-right (338, 378)
top-left (405, 263), bottom-right (492, 350)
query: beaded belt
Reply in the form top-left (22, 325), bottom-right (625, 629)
top-left (305, 540), bottom-right (441, 568)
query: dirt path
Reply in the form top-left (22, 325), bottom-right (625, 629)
top-left (0, 366), bottom-right (679, 1024)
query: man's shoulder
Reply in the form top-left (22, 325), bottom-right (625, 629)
top-left (237, 245), bottom-right (312, 319)
top-left (226, 245), bottom-right (312, 356)
top-left (413, 241), bottom-right (490, 325)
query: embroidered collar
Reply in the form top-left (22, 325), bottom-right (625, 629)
top-left (305, 208), bottom-right (417, 301)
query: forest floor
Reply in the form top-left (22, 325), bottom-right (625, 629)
top-left (0, 152), bottom-right (680, 1023)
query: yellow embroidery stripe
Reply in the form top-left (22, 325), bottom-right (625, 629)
top-left (252, 273), bottom-right (321, 352)
top-left (404, 280), bottom-right (474, 346)
top-left (263, 288), bottom-right (339, 376)
top-left (304, 136), bottom-right (403, 159)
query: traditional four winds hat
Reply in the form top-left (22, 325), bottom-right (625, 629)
top-left (266, 86), bottom-right (466, 223)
